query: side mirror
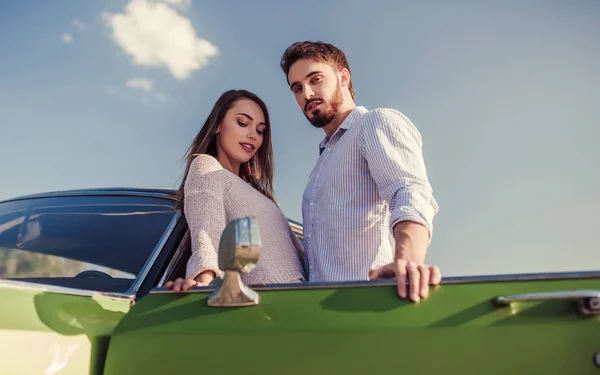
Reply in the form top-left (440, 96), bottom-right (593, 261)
top-left (207, 217), bottom-right (260, 307)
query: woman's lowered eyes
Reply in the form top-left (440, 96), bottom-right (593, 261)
top-left (237, 120), bottom-right (265, 136)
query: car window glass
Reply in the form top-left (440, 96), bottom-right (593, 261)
top-left (0, 195), bottom-right (177, 292)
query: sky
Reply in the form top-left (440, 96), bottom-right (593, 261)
top-left (0, 0), bottom-right (599, 277)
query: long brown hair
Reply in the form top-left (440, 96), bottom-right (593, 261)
top-left (176, 89), bottom-right (275, 210)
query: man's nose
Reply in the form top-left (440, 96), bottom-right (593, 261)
top-left (303, 86), bottom-right (315, 100)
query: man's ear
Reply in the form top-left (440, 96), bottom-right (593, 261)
top-left (340, 68), bottom-right (351, 88)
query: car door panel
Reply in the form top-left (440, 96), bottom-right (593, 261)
top-left (104, 275), bottom-right (600, 374)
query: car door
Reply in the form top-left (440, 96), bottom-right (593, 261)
top-left (102, 219), bottom-right (600, 375)
top-left (103, 273), bottom-right (600, 374)
top-left (0, 192), bottom-right (179, 374)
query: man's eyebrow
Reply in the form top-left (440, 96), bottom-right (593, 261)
top-left (289, 71), bottom-right (323, 90)
top-left (236, 112), bottom-right (266, 126)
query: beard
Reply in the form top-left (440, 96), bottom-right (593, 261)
top-left (304, 82), bottom-right (343, 128)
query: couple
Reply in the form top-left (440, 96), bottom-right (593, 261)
top-left (166, 41), bottom-right (441, 303)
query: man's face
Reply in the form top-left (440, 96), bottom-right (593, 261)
top-left (287, 59), bottom-right (343, 128)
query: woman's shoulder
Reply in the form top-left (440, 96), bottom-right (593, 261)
top-left (189, 154), bottom-right (223, 175)
top-left (185, 154), bottom-right (230, 192)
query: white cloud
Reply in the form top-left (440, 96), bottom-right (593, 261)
top-left (72, 18), bottom-right (87, 30)
top-left (125, 78), bottom-right (169, 103)
top-left (159, 0), bottom-right (191, 11)
top-left (126, 78), bottom-right (154, 92)
top-left (102, 0), bottom-right (219, 80)
top-left (61, 33), bottom-right (74, 44)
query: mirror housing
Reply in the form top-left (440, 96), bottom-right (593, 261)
top-left (207, 217), bottom-right (260, 307)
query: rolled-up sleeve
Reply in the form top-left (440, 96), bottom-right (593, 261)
top-left (359, 108), bottom-right (439, 238)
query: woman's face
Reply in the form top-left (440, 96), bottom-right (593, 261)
top-left (215, 98), bottom-right (266, 169)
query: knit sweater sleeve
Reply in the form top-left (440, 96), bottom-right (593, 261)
top-left (184, 155), bottom-right (230, 280)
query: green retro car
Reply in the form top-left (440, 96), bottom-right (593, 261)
top-left (0, 188), bottom-right (599, 374)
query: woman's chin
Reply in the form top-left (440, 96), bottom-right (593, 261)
top-left (234, 155), bottom-right (253, 166)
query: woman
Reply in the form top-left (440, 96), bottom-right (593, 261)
top-left (166, 89), bottom-right (306, 292)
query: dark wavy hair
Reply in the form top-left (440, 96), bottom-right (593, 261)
top-left (280, 40), bottom-right (355, 100)
top-left (176, 89), bottom-right (275, 210)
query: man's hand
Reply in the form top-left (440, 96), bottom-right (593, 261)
top-left (369, 220), bottom-right (441, 302)
top-left (369, 261), bottom-right (441, 302)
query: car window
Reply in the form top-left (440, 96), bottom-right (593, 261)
top-left (0, 195), bottom-right (177, 292)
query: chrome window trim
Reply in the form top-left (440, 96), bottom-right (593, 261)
top-left (157, 230), bottom-right (190, 287)
top-left (150, 270), bottom-right (600, 294)
top-left (0, 278), bottom-right (135, 301)
top-left (128, 211), bottom-right (181, 294)
top-left (1, 189), bottom-right (177, 204)
top-left (438, 270), bottom-right (600, 284)
top-left (288, 221), bottom-right (303, 241)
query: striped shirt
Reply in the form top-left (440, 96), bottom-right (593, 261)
top-left (302, 106), bottom-right (439, 282)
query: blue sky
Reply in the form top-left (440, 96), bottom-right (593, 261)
top-left (1, 0), bottom-right (599, 277)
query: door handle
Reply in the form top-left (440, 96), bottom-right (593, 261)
top-left (492, 290), bottom-right (600, 316)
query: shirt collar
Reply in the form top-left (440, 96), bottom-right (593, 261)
top-left (318, 106), bottom-right (368, 153)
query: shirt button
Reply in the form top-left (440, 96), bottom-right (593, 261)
top-left (310, 202), bottom-right (314, 206)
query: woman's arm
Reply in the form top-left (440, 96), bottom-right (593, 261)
top-left (167, 155), bottom-right (229, 292)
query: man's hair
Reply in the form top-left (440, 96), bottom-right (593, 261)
top-left (280, 41), bottom-right (355, 100)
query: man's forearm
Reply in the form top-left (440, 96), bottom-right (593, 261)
top-left (392, 220), bottom-right (430, 264)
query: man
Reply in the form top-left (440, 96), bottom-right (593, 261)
top-left (281, 41), bottom-right (441, 302)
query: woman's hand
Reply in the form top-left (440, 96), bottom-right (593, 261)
top-left (165, 270), bottom-right (216, 292)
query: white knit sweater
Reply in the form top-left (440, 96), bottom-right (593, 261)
top-left (184, 154), bottom-right (306, 284)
